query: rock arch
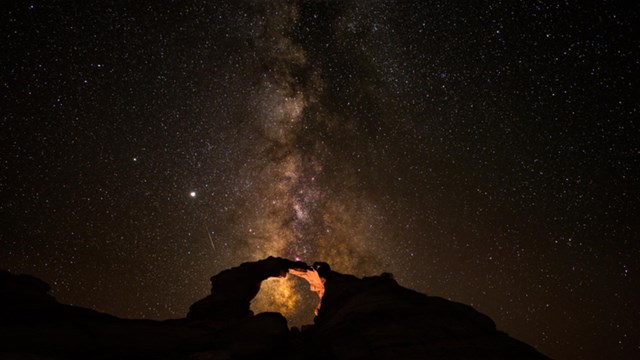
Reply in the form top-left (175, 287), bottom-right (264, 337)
top-left (187, 257), bottom-right (325, 324)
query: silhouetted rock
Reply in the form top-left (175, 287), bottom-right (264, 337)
top-left (0, 259), bottom-right (549, 359)
top-left (295, 269), bottom-right (547, 359)
top-left (0, 270), bottom-right (56, 317)
top-left (228, 312), bottom-right (289, 358)
top-left (0, 270), bottom-right (224, 359)
top-left (187, 256), bottom-right (310, 324)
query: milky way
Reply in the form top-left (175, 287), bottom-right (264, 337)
top-left (231, 2), bottom-right (391, 321)
top-left (1, 1), bottom-right (638, 359)
top-left (236, 2), bottom-right (386, 264)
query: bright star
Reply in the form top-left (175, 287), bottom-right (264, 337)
top-left (190, 191), bottom-right (196, 198)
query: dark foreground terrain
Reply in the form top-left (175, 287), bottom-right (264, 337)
top-left (1, 257), bottom-right (548, 359)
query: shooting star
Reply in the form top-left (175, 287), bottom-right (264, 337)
top-left (205, 225), bottom-right (216, 253)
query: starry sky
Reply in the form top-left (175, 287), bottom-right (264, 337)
top-left (1, 1), bottom-right (638, 359)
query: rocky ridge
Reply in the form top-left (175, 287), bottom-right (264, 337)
top-left (0, 257), bottom-right (549, 359)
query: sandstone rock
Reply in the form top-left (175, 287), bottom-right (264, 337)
top-left (228, 312), bottom-right (289, 359)
top-left (187, 256), bottom-right (310, 323)
top-left (0, 258), bottom-right (549, 359)
top-left (301, 269), bottom-right (547, 359)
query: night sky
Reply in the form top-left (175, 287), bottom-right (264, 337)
top-left (1, 1), bottom-right (638, 359)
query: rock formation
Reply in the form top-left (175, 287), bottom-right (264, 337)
top-left (0, 259), bottom-right (549, 359)
top-left (187, 256), bottom-right (312, 323)
top-left (297, 264), bottom-right (545, 359)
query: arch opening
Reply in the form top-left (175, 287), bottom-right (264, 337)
top-left (250, 268), bottom-right (325, 327)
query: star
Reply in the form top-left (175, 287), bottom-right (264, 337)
top-left (2, 2), bottom-right (635, 359)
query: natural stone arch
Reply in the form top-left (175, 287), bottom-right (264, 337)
top-left (187, 257), bottom-right (325, 324)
